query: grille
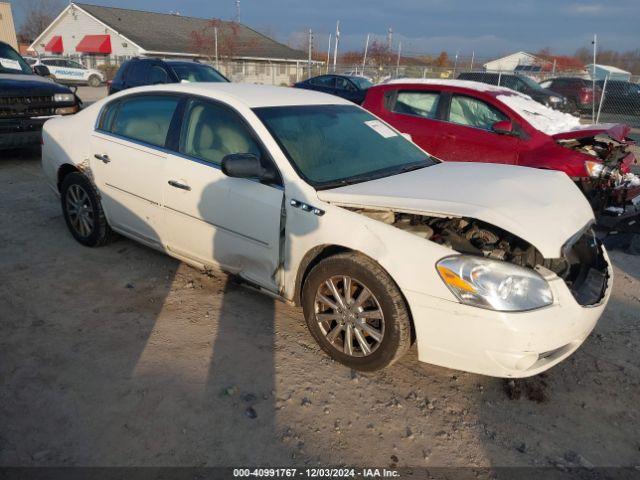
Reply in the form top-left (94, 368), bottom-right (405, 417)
top-left (0, 96), bottom-right (56, 119)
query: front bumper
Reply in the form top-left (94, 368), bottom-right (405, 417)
top-left (405, 251), bottom-right (613, 378)
top-left (0, 117), bottom-right (50, 149)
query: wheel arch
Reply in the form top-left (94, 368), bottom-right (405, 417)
top-left (293, 243), bottom-right (416, 343)
top-left (57, 163), bottom-right (80, 192)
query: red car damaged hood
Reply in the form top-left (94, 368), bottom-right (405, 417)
top-left (317, 162), bottom-right (594, 259)
top-left (551, 123), bottom-right (631, 143)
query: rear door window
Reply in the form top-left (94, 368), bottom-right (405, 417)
top-left (392, 91), bottom-right (440, 119)
top-left (448, 95), bottom-right (508, 130)
top-left (335, 77), bottom-right (354, 91)
top-left (310, 76), bottom-right (336, 88)
top-left (148, 65), bottom-right (170, 84)
top-left (111, 95), bottom-right (180, 147)
top-left (126, 62), bottom-right (149, 87)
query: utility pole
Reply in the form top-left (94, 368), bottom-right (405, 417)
top-left (326, 33), bottom-right (331, 74)
top-left (234, 0), bottom-right (240, 22)
top-left (332, 21), bottom-right (340, 73)
top-left (214, 26), bottom-right (219, 69)
top-left (395, 42), bottom-right (402, 77)
top-left (453, 51), bottom-right (459, 77)
top-left (470, 50), bottom-right (475, 71)
top-left (308, 29), bottom-right (313, 79)
top-left (362, 33), bottom-right (370, 72)
top-left (552, 58), bottom-right (557, 75)
top-left (387, 27), bottom-right (393, 67)
top-left (592, 33), bottom-right (597, 122)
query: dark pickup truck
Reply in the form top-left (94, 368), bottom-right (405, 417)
top-left (1, 41), bottom-right (80, 150)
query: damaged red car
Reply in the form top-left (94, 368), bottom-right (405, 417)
top-left (363, 79), bottom-right (640, 216)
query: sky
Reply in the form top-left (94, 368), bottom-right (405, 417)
top-left (10, 0), bottom-right (640, 59)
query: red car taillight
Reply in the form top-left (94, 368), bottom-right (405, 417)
top-left (579, 87), bottom-right (593, 103)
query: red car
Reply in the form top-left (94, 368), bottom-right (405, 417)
top-left (363, 79), bottom-right (639, 212)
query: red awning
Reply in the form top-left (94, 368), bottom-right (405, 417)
top-left (75, 35), bottom-right (112, 54)
top-left (44, 36), bottom-right (63, 53)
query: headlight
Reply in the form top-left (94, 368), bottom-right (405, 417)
top-left (584, 160), bottom-right (606, 178)
top-left (53, 93), bottom-right (75, 103)
top-left (436, 255), bottom-right (553, 311)
top-left (548, 96), bottom-right (562, 103)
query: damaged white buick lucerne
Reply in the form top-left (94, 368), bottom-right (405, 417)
top-left (41, 83), bottom-right (612, 377)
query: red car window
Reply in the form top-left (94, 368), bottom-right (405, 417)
top-left (393, 91), bottom-right (440, 119)
top-left (448, 95), bottom-right (508, 130)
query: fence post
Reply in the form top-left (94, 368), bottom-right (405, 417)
top-left (596, 75), bottom-right (608, 124)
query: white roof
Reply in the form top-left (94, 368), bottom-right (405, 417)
top-left (587, 64), bottom-right (631, 75)
top-left (384, 78), bottom-right (515, 94)
top-left (112, 83), bottom-right (353, 108)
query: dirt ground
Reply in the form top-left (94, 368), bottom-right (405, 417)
top-left (1, 146), bottom-right (640, 470)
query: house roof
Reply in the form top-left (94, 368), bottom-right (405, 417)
top-left (73, 2), bottom-right (307, 60)
top-left (587, 64), bottom-right (631, 75)
top-left (483, 51), bottom-right (540, 67)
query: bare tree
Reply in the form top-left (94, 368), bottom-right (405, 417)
top-left (16, 0), bottom-right (64, 42)
top-left (190, 18), bottom-right (257, 62)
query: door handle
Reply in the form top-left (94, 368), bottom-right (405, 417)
top-left (94, 153), bottom-right (110, 163)
top-left (168, 180), bottom-right (191, 191)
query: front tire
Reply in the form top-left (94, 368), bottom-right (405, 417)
top-left (60, 172), bottom-right (113, 247)
top-left (302, 252), bottom-right (412, 371)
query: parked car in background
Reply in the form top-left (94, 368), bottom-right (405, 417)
top-left (596, 80), bottom-right (640, 116)
top-left (363, 79), bottom-right (639, 214)
top-left (458, 71), bottom-right (568, 110)
top-left (42, 83), bottom-right (611, 377)
top-left (108, 58), bottom-right (228, 95)
top-left (23, 57), bottom-right (38, 67)
top-left (33, 57), bottom-right (105, 87)
top-left (0, 41), bottom-right (80, 150)
top-left (539, 77), bottom-right (601, 113)
top-left (294, 74), bottom-right (373, 104)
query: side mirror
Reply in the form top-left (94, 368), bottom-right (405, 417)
top-left (33, 65), bottom-right (50, 77)
top-left (222, 153), bottom-right (279, 184)
top-left (492, 120), bottom-right (515, 136)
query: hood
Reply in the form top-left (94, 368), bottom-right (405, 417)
top-left (551, 123), bottom-right (631, 143)
top-left (317, 162), bottom-right (594, 258)
top-left (0, 73), bottom-right (72, 96)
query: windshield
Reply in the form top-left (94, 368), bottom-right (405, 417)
top-left (170, 63), bottom-right (227, 83)
top-left (350, 76), bottom-right (373, 89)
top-left (254, 104), bottom-right (436, 188)
top-left (0, 43), bottom-right (32, 75)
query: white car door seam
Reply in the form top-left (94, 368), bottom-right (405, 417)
top-left (163, 205), bottom-right (271, 248)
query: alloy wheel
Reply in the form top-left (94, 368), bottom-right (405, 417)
top-left (314, 275), bottom-right (385, 357)
top-left (65, 184), bottom-right (94, 237)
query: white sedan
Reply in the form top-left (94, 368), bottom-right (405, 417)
top-left (35, 57), bottom-right (104, 87)
top-left (41, 83), bottom-right (612, 377)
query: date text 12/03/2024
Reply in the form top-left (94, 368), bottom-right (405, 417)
top-left (232, 468), bottom-right (400, 478)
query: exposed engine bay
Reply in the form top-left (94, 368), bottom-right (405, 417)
top-left (351, 208), bottom-right (609, 306)
top-left (557, 134), bottom-right (640, 214)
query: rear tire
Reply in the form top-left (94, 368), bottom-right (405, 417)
top-left (60, 172), bottom-right (113, 247)
top-left (302, 252), bottom-right (412, 371)
top-left (88, 75), bottom-right (101, 87)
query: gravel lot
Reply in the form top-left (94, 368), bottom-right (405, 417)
top-left (1, 88), bottom-right (639, 470)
